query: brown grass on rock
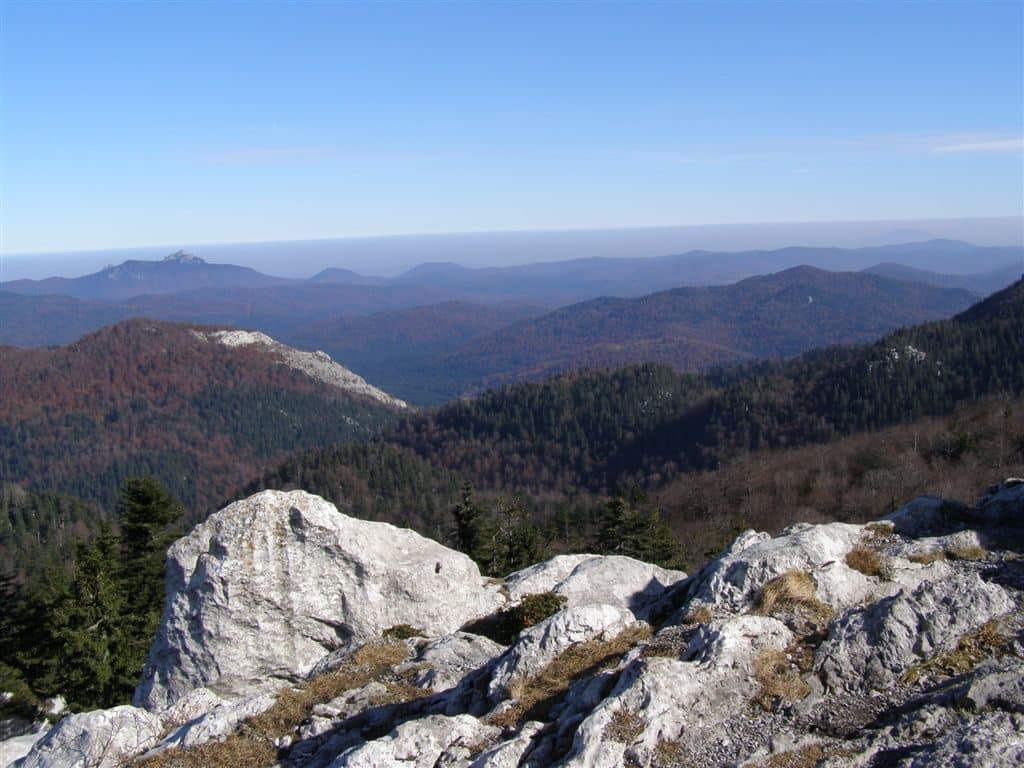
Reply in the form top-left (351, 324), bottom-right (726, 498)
top-left (488, 625), bottom-right (651, 730)
top-left (752, 649), bottom-right (811, 711)
top-left (908, 549), bottom-right (946, 565)
top-left (755, 571), bottom-right (834, 625)
top-left (752, 742), bottom-right (857, 768)
top-left (845, 545), bottom-right (888, 578)
top-left (135, 639), bottom-right (416, 768)
top-left (603, 707), bottom-right (645, 743)
top-left (945, 544), bottom-right (987, 561)
top-left (683, 605), bottom-right (713, 625)
top-left (902, 619), bottom-right (1014, 685)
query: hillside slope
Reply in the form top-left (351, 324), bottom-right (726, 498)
top-left (0, 320), bottom-right (405, 515)
top-left (428, 266), bottom-right (978, 399)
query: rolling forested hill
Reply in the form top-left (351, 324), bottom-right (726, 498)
top-left (0, 320), bottom-right (404, 516)
top-left (249, 280), bottom-right (1024, 561)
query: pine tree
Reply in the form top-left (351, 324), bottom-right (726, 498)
top-left (450, 483), bottom-right (493, 568)
top-left (114, 476), bottom-right (183, 695)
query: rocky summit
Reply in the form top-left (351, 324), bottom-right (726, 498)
top-left (6, 482), bottom-right (1024, 768)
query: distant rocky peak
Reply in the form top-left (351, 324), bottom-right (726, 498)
top-left (163, 249), bottom-right (205, 265)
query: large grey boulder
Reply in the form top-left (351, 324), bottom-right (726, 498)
top-left (135, 490), bottom-right (503, 709)
top-left (503, 555), bottom-right (685, 621)
top-left (683, 522), bottom-right (875, 615)
top-left (816, 572), bottom-right (1013, 694)
top-left (16, 706), bottom-right (162, 768)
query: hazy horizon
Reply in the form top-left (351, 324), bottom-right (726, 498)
top-left (2, 215), bottom-right (1022, 283)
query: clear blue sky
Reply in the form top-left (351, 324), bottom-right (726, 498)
top-left (2, 0), bottom-right (1022, 254)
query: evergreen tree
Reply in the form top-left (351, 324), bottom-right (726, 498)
top-left (114, 476), bottom-right (183, 695)
top-left (450, 483), bottom-right (493, 568)
top-left (487, 499), bottom-right (543, 576)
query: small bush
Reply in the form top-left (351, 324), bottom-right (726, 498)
top-left (755, 571), bottom-right (833, 625)
top-left (462, 591), bottom-right (567, 645)
top-left (752, 649), bottom-right (811, 711)
top-left (945, 544), bottom-right (987, 561)
top-left (845, 546), bottom-right (887, 577)
top-left (603, 707), bottom-right (644, 743)
top-left (517, 592), bottom-right (568, 628)
top-left (382, 624), bottom-right (424, 640)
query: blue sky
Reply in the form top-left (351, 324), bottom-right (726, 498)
top-left (2, 0), bottom-right (1022, 255)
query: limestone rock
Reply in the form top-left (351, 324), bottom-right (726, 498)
top-left (816, 572), bottom-right (1013, 694)
top-left (399, 632), bottom-right (506, 693)
top-left (135, 490), bottom-right (502, 709)
top-left (503, 555), bottom-right (598, 601)
top-left (682, 522), bottom-right (875, 615)
top-left (0, 723), bottom-right (47, 768)
top-left (17, 706), bottom-right (162, 768)
top-left (503, 554), bottom-right (685, 621)
top-left (487, 604), bottom-right (639, 703)
top-left (156, 692), bottom-right (276, 752)
top-left (329, 713), bottom-right (499, 767)
top-left (561, 615), bottom-right (794, 768)
top-left (469, 721), bottom-right (545, 767)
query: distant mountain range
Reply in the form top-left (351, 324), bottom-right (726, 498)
top-left (4, 240), bottom-right (1020, 306)
top-left (1, 240), bottom-right (1019, 404)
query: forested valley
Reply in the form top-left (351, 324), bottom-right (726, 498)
top-left (1, 280), bottom-right (1022, 714)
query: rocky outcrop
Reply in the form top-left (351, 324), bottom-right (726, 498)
top-left (13, 481), bottom-right (1023, 768)
top-left (503, 554), bottom-right (685, 621)
top-left (193, 329), bottom-right (407, 408)
top-left (134, 490), bottom-right (502, 709)
top-left (16, 706), bottom-right (161, 768)
top-left (816, 572), bottom-right (1013, 694)
top-left (487, 604), bottom-right (640, 704)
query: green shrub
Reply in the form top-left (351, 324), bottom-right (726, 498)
top-left (382, 624), bottom-right (424, 640)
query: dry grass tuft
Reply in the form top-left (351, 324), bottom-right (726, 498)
top-left (752, 742), bottom-right (857, 768)
top-left (845, 545), bottom-right (887, 578)
top-left (864, 521), bottom-right (894, 538)
top-left (652, 737), bottom-right (685, 768)
top-left (752, 649), bottom-right (811, 711)
top-left (683, 605), bottom-right (713, 625)
top-left (603, 707), bottom-right (645, 743)
top-left (908, 549), bottom-right (946, 565)
top-left (902, 619), bottom-right (1015, 685)
top-left (488, 624), bottom-right (651, 729)
top-left (137, 736), bottom-right (277, 768)
top-left (945, 544), bottom-right (987, 561)
top-left (755, 571), bottom-right (834, 625)
top-left (136, 639), bottom-right (416, 768)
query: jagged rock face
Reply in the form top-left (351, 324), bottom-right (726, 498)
top-left (561, 616), bottom-right (793, 768)
top-left (14, 481), bottom-right (1023, 768)
top-left (683, 522), bottom-right (876, 614)
top-left (16, 706), bottom-right (162, 768)
top-left (487, 604), bottom-right (640, 704)
top-left (134, 490), bottom-right (503, 709)
top-left (330, 714), bottom-right (499, 767)
top-left (816, 572), bottom-right (1013, 694)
